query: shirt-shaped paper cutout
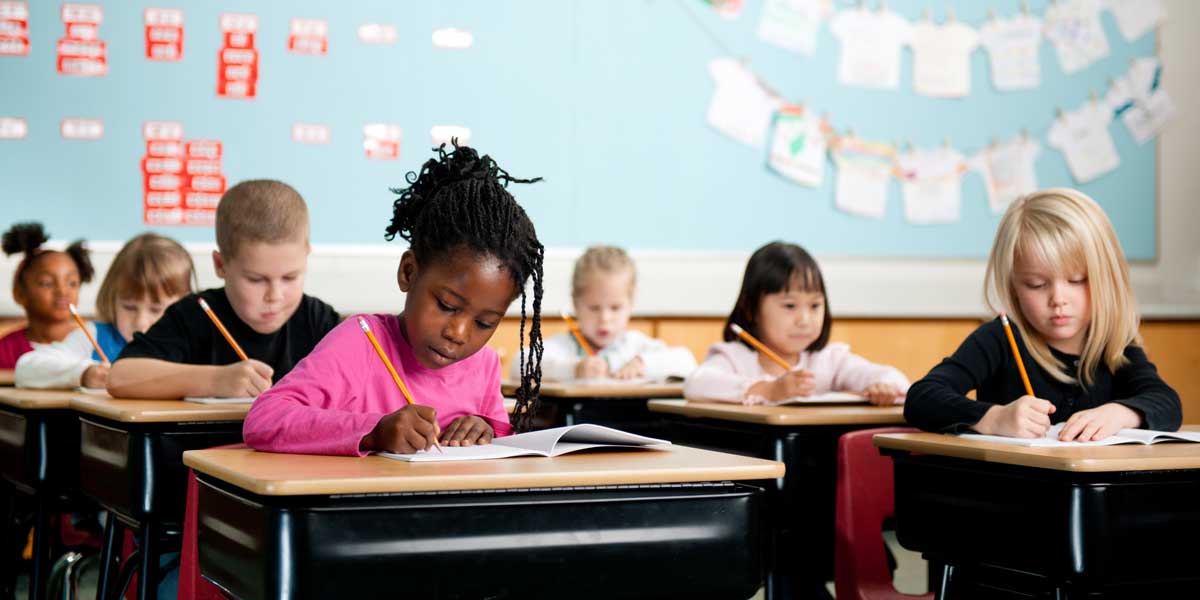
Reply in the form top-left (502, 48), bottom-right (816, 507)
top-left (968, 136), bottom-right (1042, 214)
top-left (1048, 101), bottom-right (1120, 183)
top-left (979, 14), bottom-right (1044, 91)
top-left (1105, 57), bottom-right (1174, 145)
top-left (706, 58), bottom-right (782, 147)
top-left (757, 0), bottom-right (831, 55)
top-left (829, 8), bottom-right (913, 90)
top-left (1106, 0), bottom-right (1166, 41)
top-left (768, 106), bottom-right (827, 187)
top-left (911, 20), bottom-right (980, 98)
top-left (896, 147), bottom-right (967, 224)
top-left (1044, 0), bottom-right (1109, 74)
top-left (832, 137), bottom-right (895, 219)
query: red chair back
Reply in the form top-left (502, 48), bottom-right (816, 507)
top-left (834, 426), bottom-right (932, 600)
top-left (179, 443), bottom-right (246, 600)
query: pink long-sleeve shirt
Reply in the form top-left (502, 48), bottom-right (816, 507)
top-left (683, 340), bottom-right (910, 404)
top-left (243, 313), bottom-right (513, 456)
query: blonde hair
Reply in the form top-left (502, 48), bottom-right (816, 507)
top-left (95, 233), bottom-right (197, 323)
top-left (571, 245), bottom-right (635, 298)
top-left (984, 188), bottom-right (1139, 385)
top-left (215, 179), bottom-right (309, 259)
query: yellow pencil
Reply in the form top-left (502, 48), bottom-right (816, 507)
top-left (198, 298), bottom-right (249, 361)
top-left (68, 304), bottom-right (109, 366)
top-left (560, 309), bottom-right (595, 356)
top-left (358, 317), bottom-right (442, 453)
top-left (729, 323), bottom-right (792, 371)
top-left (1000, 313), bottom-right (1035, 397)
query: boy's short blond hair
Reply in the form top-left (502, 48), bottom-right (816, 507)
top-left (96, 233), bottom-right (196, 323)
top-left (216, 180), bottom-right (310, 259)
top-left (571, 245), bottom-right (635, 298)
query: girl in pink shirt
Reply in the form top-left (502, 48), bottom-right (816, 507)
top-left (243, 142), bottom-right (546, 456)
top-left (684, 242), bottom-right (908, 406)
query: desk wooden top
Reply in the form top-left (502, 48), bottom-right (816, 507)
top-left (874, 429), bottom-right (1200, 473)
top-left (70, 394), bottom-right (251, 423)
top-left (0, 370), bottom-right (13, 386)
top-left (0, 387), bottom-right (101, 410)
top-left (647, 399), bottom-right (906, 426)
top-left (184, 444), bottom-right (786, 496)
top-left (502, 380), bottom-right (684, 399)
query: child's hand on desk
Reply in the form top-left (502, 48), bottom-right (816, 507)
top-left (748, 370), bottom-right (815, 403)
top-left (862, 383), bottom-right (904, 406)
top-left (1057, 403), bottom-right (1140, 442)
top-left (361, 405), bottom-right (441, 453)
top-left (440, 415), bottom-right (494, 447)
top-left (212, 360), bottom-right (274, 398)
top-left (613, 357), bottom-right (645, 380)
top-left (81, 364), bottom-right (109, 389)
top-left (575, 356), bottom-right (608, 379)
top-left (974, 395), bottom-right (1056, 438)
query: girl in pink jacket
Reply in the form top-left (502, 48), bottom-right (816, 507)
top-left (684, 242), bottom-right (908, 406)
top-left (243, 142), bottom-right (546, 456)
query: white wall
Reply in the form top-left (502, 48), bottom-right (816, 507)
top-left (3, 0), bottom-right (1198, 319)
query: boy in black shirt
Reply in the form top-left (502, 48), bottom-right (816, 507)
top-left (109, 180), bottom-right (339, 399)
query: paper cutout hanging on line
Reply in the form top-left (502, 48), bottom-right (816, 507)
top-left (1106, 57), bottom-right (1174, 145)
top-left (430, 125), bottom-right (471, 146)
top-left (1048, 101), bottom-right (1120, 184)
top-left (288, 18), bottom-right (327, 55)
top-left (706, 0), bottom-right (743, 20)
top-left (756, 0), bottom-right (830, 56)
top-left (292, 123), bottom-right (330, 145)
top-left (58, 3), bottom-right (106, 76)
top-left (0, 1), bottom-right (30, 56)
top-left (979, 13), bottom-right (1042, 92)
top-left (60, 118), bottom-right (103, 140)
top-left (0, 117), bottom-right (27, 139)
top-left (144, 8), bottom-right (182, 61)
top-left (896, 147), bottom-right (967, 225)
top-left (1106, 0), bottom-right (1166, 42)
top-left (829, 6), bottom-right (912, 90)
top-left (358, 23), bottom-right (396, 45)
top-left (768, 105), bottom-right (827, 187)
top-left (706, 58), bottom-right (781, 148)
top-left (432, 27), bottom-right (472, 49)
top-left (1043, 0), bottom-right (1108, 75)
top-left (968, 135), bottom-right (1041, 214)
top-left (363, 123), bottom-right (401, 160)
top-left (831, 136), bottom-right (895, 220)
top-left (910, 20), bottom-right (978, 98)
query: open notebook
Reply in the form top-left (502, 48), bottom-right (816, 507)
top-left (379, 424), bottom-right (671, 462)
top-left (961, 424), bottom-right (1200, 448)
top-left (184, 397), bottom-right (255, 404)
top-left (768, 392), bottom-right (869, 406)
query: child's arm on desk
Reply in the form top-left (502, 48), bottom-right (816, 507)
top-left (107, 358), bottom-right (273, 399)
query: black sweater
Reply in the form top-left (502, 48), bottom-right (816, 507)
top-left (905, 318), bottom-right (1182, 433)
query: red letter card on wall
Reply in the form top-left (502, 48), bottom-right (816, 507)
top-left (288, 18), bottom-right (327, 55)
top-left (217, 13), bottom-right (257, 99)
top-left (145, 8), bottom-right (182, 61)
top-left (363, 123), bottom-right (401, 160)
top-left (58, 3), bottom-right (106, 76)
top-left (0, 2), bottom-right (29, 56)
top-left (292, 123), bottom-right (330, 144)
top-left (142, 121), bottom-right (226, 226)
top-left (0, 117), bottom-right (27, 139)
top-left (60, 118), bottom-right (103, 140)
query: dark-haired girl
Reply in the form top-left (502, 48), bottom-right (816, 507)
top-left (243, 142), bottom-right (545, 455)
top-left (683, 241), bottom-right (908, 406)
top-left (1, 222), bottom-right (94, 368)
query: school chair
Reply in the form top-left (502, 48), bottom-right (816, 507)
top-left (179, 444), bottom-right (246, 600)
top-left (834, 427), bottom-right (932, 600)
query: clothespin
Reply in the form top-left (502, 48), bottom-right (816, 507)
top-left (987, 8), bottom-right (996, 21)
top-left (1021, 128), bottom-right (1030, 141)
top-left (1088, 89), bottom-right (1098, 104)
top-left (942, 136), bottom-right (951, 149)
top-left (1021, 0), bottom-right (1030, 15)
top-left (878, 0), bottom-right (887, 13)
top-left (946, 7), bottom-right (957, 22)
top-left (1055, 107), bottom-right (1065, 120)
top-left (920, 7), bottom-right (930, 21)
top-left (989, 137), bottom-right (998, 149)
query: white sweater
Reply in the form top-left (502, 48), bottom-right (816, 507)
top-left (512, 330), bottom-right (698, 382)
top-left (15, 324), bottom-right (103, 389)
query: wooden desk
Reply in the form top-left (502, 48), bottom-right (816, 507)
top-left (649, 399), bottom-right (907, 600)
top-left (0, 387), bottom-right (99, 600)
top-left (0, 369), bottom-right (13, 386)
top-left (71, 396), bottom-right (248, 600)
top-left (186, 445), bottom-right (783, 600)
top-left (875, 432), bottom-right (1200, 598)
top-left (502, 380), bottom-right (684, 436)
